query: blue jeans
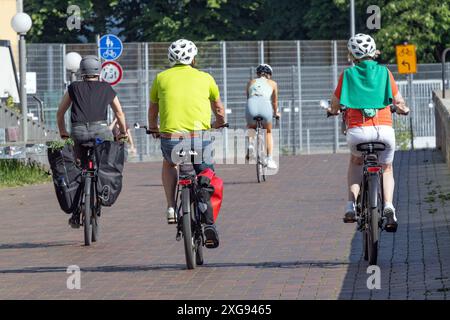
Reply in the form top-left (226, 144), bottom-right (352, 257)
top-left (160, 137), bottom-right (214, 174)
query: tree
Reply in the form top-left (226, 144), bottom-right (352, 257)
top-left (25, 0), bottom-right (117, 43)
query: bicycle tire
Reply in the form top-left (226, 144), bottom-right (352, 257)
top-left (92, 201), bottom-right (99, 242)
top-left (196, 236), bottom-right (204, 265)
top-left (181, 188), bottom-right (196, 269)
top-left (367, 174), bottom-right (380, 265)
top-left (83, 177), bottom-right (92, 246)
top-left (256, 127), bottom-right (262, 183)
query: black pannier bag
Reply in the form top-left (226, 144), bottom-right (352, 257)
top-left (95, 141), bottom-right (125, 206)
top-left (47, 145), bottom-right (82, 214)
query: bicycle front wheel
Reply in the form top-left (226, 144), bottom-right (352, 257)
top-left (83, 177), bottom-right (92, 246)
top-left (181, 188), bottom-right (196, 269)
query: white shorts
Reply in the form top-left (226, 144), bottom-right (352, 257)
top-left (346, 125), bottom-right (396, 164)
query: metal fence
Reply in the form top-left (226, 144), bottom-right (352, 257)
top-left (26, 40), bottom-right (450, 157)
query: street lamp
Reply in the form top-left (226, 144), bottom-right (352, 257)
top-left (65, 52), bottom-right (82, 83)
top-left (11, 12), bottom-right (32, 143)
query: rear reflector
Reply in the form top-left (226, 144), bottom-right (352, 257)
top-left (367, 166), bottom-right (382, 173)
top-left (88, 161), bottom-right (94, 170)
top-left (178, 179), bottom-right (192, 185)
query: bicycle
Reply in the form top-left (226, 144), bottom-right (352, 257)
top-left (77, 139), bottom-right (102, 246)
top-left (355, 141), bottom-right (386, 265)
top-left (323, 101), bottom-right (408, 265)
top-left (134, 123), bottom-right (228, 269)
top-left (248, 115), bottom-right (279, 183)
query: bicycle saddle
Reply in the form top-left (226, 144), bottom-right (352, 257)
top-left (253, 116), bottom-right (264, 121)
top-left (80, 141), bottom-right (95, 148)
top-left (356, 142), bottom-right (386, 152)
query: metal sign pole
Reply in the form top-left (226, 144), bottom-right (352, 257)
top-left (408, 73), bottom-right (415, 150)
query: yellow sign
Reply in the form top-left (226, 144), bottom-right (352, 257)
top-left (396, 44), bottom-right (417, 74)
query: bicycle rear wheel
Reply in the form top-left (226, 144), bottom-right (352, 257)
top-left (83, 177), bottom-right (92, 246)
top-left (181, 188), bottom-right (196, 269)
top-left (367, 175), bottom-right (380, 265)
top-left (196, 236), bottom-right (204, 265)
top-left (92, 204), bottom-right (99, 242)
top-left (256, 125), bottom-right (265, 183)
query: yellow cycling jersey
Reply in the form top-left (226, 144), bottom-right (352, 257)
top-left (150, 65), bottom-right (220, 133)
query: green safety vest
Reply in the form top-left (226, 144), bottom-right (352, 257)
top-left (340, 60), bottom-right (393, 118)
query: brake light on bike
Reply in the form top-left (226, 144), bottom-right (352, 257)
top-left (88, 161), bottom-right (94, 170)
top-left (178, 179), bottom-right (192, 186)
top-left (367, 166), bottom-right (382, 173)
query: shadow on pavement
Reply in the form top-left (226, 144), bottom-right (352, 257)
top-left (0, 241), bottom-right (77, 250)
top-left (0, 260), bottom-right (349, 274)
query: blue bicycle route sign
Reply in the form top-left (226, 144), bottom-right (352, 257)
top-left (98, 34), bottom-right (123, 61)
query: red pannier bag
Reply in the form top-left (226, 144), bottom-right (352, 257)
top-left (197, 168), bottom-right (223, 222)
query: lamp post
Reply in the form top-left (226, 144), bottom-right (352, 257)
top-left (64, 52), bottom-right (82, 133)
top-left (350, 0), bottom-right (355, 37)
top-left (65, 52), bottom-right (82, 83)
top-left (11, 12), bottom-right (32, 143)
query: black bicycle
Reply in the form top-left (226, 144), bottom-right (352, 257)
top-left (134, 123), bottom-right (228, 269)
top-left (355, 142), bottom-right (386, 265)
top-left (323, 102), bottom-right (409, 265)
top-left (78, 140), bottom-right (101, 246)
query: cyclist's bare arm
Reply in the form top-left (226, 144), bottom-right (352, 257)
top-left (211, 98), bottom-right (226, 129)
top-left (110, 96), bottom-right (127, 137)
top-left (270, 80), bottom-right (279, 116)
top-left (329, 94), bottom-right (341, 115)
top-left (246, 80), bottom-right (255, 99)
top-left (108, 117), bottom-right (118, 131)
top-left (148, 102), bottom-right (159, 131)
top-left (56, 92), bottom-right (72, 138)
top-left (393, 92), bottom-right (409, 115)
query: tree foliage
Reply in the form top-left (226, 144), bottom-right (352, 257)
top-left (24, 0), bottom-right (450, 63)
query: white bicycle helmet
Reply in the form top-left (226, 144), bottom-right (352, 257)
top-left (168, 39), bottom-right (198, 66)
top-left (347, 33), bottom-right (377, 60)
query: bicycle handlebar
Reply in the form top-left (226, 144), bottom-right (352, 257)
top-left (133, 122), bottom-right (229, 135)
top-left (325, 104), bottom-right (409, 118)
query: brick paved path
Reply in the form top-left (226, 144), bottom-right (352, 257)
top-left (0, 150), bottom-right (449, 299)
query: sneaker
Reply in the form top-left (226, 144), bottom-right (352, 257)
top-left (265, 157), bottom-right (278, 169)
top-left (204, 224), bottom-right (220, 249)
top-left (343, 202), bottom-right (357, 223)
top-left (68, 213), bottom-right (80, 229)
top-left (383, 206), bottom-right (398, 232)
top-left (166, 207), bottom-right (176, 224)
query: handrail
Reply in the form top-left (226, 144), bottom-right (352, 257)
top-left (442, 48), bottom-right (450, 98)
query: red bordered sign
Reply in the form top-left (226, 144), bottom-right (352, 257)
top-left (101, 60), bottom-right (123, 86)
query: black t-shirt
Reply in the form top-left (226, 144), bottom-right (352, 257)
top-left (68, 81), bottom-right (117, 123)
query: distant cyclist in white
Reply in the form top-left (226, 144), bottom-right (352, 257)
top-left (246, 64), bottom-right (280, 169)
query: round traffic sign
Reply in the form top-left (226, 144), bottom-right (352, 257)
top-left (98, 34), bottom-right (123, 61)
top-left (100, 61), bottom-right (123, 86)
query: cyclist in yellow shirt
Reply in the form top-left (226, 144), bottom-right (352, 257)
top-left (148, 39), bottom-right (226, 248)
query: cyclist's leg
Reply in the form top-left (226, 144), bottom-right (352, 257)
top-left (345, 127), bottom-right (366, 221)
top-left (160, 138), bottom-right (179, 209)
top-left (377, 126), bottom-right (396, 205)
top-left (264, 122), bottom-right (273, 157)
top-left (72, 124), bottom-right (90, 166)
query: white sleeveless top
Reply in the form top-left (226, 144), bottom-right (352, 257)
top-left (248, 78), bottom-right (273, 99)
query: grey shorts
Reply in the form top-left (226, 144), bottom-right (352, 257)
top-left (71, 122), bottom-right (113, 164)
top-left (246, 96), bottom-right (273, 126)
